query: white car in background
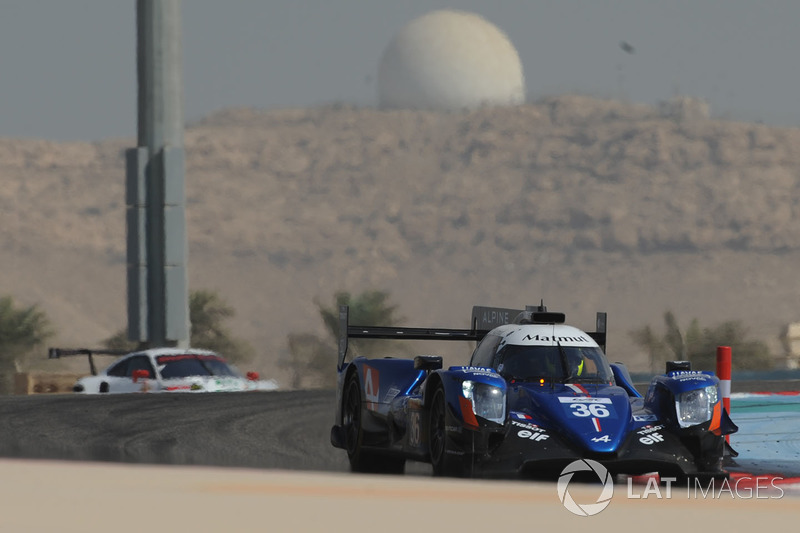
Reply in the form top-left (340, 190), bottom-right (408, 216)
top-left (48, 347), bottom-right (279, 394)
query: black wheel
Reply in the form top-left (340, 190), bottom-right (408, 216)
top-left (99, 382), bottom-right (109, 393)
top-left (342, 373), bottom-right (405, 474)
top-left (429, 386), bottom-right (464, 477)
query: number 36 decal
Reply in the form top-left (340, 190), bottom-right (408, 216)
top-left (570, 403), bottom-right (610, 417)
top-left (558, 397), bottom-right (615, 418)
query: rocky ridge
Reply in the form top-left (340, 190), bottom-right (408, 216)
top-left (2, 94), bottom-right (800, 383)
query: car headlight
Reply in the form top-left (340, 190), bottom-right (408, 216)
top-left (675, 385), bottom-right (718, 428)
top-left (462, 380), bottom-right (505, 424)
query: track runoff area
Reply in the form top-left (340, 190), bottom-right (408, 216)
top-left (702, 348), bottom-right (800, 492)
top-left (0, 457), bottom-right (797, 532)
top-left (2, 352), bottom-right (798, 529)
top-left (624, 347), bottom-right (800, 506)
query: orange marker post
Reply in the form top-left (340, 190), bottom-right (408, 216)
top-left (716, 346), bottom-right (732, 443)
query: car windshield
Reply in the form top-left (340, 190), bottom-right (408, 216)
top-left (495, 345), bottom-right (613, 384)
top-left (156, 354), bottom-right (241, 379)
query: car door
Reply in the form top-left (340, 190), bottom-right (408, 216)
top-left (106, 355), bottom-right (157, 393)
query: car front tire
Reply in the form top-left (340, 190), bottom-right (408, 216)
top-left (429, 386), bottom-right (465, 477)
top-left (342, 373), bottom-right (404, 474)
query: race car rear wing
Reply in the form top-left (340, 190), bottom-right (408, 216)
top-left (48, 347), bottom-right (129, 376)
top-left (337, 304), bottom-right (607, 370)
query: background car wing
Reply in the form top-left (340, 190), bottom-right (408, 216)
top-left (48, 348), bottom-right (130, 376)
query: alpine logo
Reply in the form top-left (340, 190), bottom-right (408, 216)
top-left (363, 365), bottom-right (379, 411)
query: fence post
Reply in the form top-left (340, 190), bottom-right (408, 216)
top-left (716, 346), bottom-right (732, 443)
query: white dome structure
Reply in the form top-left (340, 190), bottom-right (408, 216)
top-left (378, 10), bottom-right (526, 111)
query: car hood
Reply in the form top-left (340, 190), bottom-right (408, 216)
top-left (508, 382), bottom-right (632, 453)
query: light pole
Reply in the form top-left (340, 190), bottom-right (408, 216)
top-left (126, 0), bottom-right (189, 348)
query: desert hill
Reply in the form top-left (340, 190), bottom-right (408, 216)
top-left (2, 94), bottom-right (800, 385)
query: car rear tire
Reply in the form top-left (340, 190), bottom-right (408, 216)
top-left (429, 386), bottom-right (465, 477)
top-left (342, 373), bottom-right (405, 474)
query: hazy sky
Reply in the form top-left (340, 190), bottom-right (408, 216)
top-left (1, 1), bottom-right (798, 141)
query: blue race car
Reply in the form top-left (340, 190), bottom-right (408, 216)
top-left (330, 303), bottom-right (737, 480)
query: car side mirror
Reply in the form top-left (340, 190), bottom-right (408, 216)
top-left (132, 369), bottom-right (151, 383)
top-left (414, 355), bottom-right (443, 371)
top-left (666, 361), bottom-right (691, 372)
top-left (246, 371), bottom-right (259, 381)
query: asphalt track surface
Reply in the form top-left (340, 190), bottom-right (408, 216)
top-left (1, 388), bottom-right (798, 476)
top-left (0, 390), bottom-right (350, 471)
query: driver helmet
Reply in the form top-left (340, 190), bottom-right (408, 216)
top-left (567, 350), bottom-right (585, 377)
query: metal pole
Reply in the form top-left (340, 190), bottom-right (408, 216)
top-left (126, 0), bottom-right (189, 348)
